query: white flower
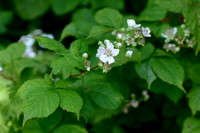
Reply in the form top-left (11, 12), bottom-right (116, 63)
top-left (18, 35), bottom-right (35, 47)
top-left (96, 42), bottom-right (119, 64)
top-left (41, 33), bottom-right (54, 39)
top-left (130, 100), bottom-right (139, 108)
top-left (23, 48), bottom-right (36, 58)
top-left (86, 67), bottom-right (90, 71)
top-left (127, 19), bottom-right (141, 28)
top-left (161, 27), bottom-right (177, 40)
top-left (142, 27), bottom-right (151, 37)
top-left (82, 53), bottom-right (88, 59)
top-left (125, 50), bottom-right (133, 58)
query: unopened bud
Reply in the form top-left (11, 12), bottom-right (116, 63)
top-left (125, 50), bottom-right (133, 58)
top-left (116, 43), bottom-right (122, 48)
top-left (117, 34), bottom-right (122, 40)
top-left (82, 53), bottom-right (88, 59)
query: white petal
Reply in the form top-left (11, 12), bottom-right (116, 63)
top-left (99, 54), bottom-right (108, 63)
top-left (107, 56), bottom-right (115, 64)
top-left (161, 33), bottom-right (168, 38)
top-left (96, 47), bottom-right (106, 57)
top-left (41, 33), bottom-right (54, 39)
top-left (127, 19), bottom-right (136, 27)
top-left (134, 24), bottom-right (141, 28)
top-left (111, 49), bottom-right (119, 56)
top-left (106, 42), bottom-right (114, 50)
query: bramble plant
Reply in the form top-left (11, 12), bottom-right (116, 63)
top-left (0, 0), bottom-right (200, 133)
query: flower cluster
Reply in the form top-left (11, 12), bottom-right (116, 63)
top-left (18, 29), bottom-right (54, 58)
top-left (122, 90), bottom-right (150, 114)
top-left (161, 24), bottom-right (196, 53)
top-left (83, 19), bottom-right (151, 73)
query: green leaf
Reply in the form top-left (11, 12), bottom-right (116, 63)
top-left (0, 11), bottom-right (13, 34)
top-left (154, 0), bottom-right (187, 13)
top-left (188, 64), bottom-right (200, 84)
top-left (140, 43), bottom-right (155, 61)
top-left (19, 79), bottom-right (60, 126)
top-left (56, 89), bottom-right (83, 116)
top-left (0, 42), bottom-right (25, 64)
top-left (151, 79), bottom-right (183, 104)
top-left (95, 8), bottom-right (123, 29)
top-left (0, 76), bottom-right (12, 104)
top-left (35, 36), bottom-right (67, 56)
top-left (51, 56), bottom-right (83, 79)
top-left (52, 0), bottom-right (79, 15)
top-left (72, 9), bottom-right (96, 36)
top-left (132, 48), bottom-right (141, 63)
top-left (89, 84), bottom-right (123, 110)
top-left (151, 57), bottom-right (185, 92)
top-left (60, 23), bottom-right (84, 41)
top-left (182, 117), bottom-right (200, 133)
top-left (187, 87), bottom-right (200, 115)
top-left (13, 0), bottom-right (50, 20)
top-left (135, 60), bottom-right (156, 89)
top-left (54, 124), bottom-right (88, 133)
top-left (69, 40), bottom-right (88, 56)
top-left (138, 4), bottom-right (167, 21)
top-left (91, 0), bottom-right (124, 10)
top-left (87, 25), bottom-right (110, 39)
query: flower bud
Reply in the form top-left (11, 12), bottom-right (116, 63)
top-left (125, 50), bottom-right (133, 58)
top-left (116, 43), bottom-right (122, 48)
top-left (117, 34), bottom-right (122, 40)
top-left (82, 53), bottom-right (88, 59)
top-left (104, 40), bottom-right (110, 45)
top-left (130, 100), bottom-right (139, 108)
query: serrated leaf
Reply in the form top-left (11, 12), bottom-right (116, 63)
top-left (187, 87), bottom-right (200, 115)
top-left (135, 60), bottom-right (156, 89)
top-left (19, 79), bottom-right (60, 126)
top-left (52, 0), bottom-right (79, 15)
top-left (89, 84), bottom-right (123, 110)
top-left (54, 124), bottom-right (88, 133)
top-left (182, 117), bottom-right (200, 133)
top-left (132, 48), bottom-right (141, 63)
top-left (0, 42), bottom-right (25, 64)
top-left (35, 36), bottom-right (67, 56)
top-left (87, 25), bottom-right (110, 39)
top-left (151, 57), bottom-right (185, 92)
top-left (95, 8), bottom-right (123, 29)
top-left (56, 89), bottom-right (83, 117)
top-left (14, 0), bottom-right (50, 20)
top-left (140, 43), bottom-right (155, 61)
top-left (51, 56), bottom-right (83, 79)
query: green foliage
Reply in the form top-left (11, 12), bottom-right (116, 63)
top-left (1, 0), bottom-right (200, 132)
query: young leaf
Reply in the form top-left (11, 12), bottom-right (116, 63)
top-left (187, 87), bottom-right (200, 115)
top-left (182, 117), bottom-right (200, 133)
top-left (95, 8), bottom-right (123, 29)
top-left (52, 0), bottom-right (79, 15)
top-left (56, 89), bottom-right (83, 117)
top-left (18, 79), bottom-right (60, 126)
top-left (151, 57), bottom-right (185, 92)
top-left (89, 84), bottom-right (123, 110)
top-left (87, 25), bottom-right (110, 39)
top-left (135, 60), bottom-right (156, 89)
top-left (54, 124), bottom-right (88, 133)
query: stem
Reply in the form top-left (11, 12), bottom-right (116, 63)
top-left (70, 65), bottom-right (99, 77)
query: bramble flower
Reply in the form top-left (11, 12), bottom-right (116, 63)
top-left (142, 27), bottom-right (151, 37)
top-left (161, 28), bottom-right (177, 42)
top-left (96, 41), bottom-right (119, 64)
top-left (125, 50), bottom-right (133, 58)
top-left (127, 19), bottom-right (141, 29)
